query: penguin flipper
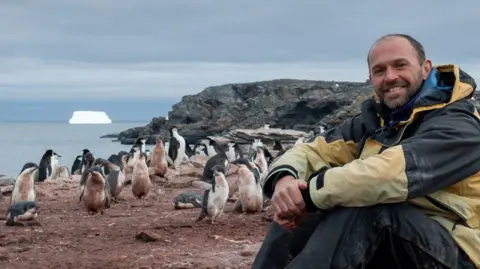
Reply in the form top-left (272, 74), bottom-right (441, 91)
top-left (165, 155), bottom-right (175, 167)
top-left (103, 180), bottom-right (112, 208)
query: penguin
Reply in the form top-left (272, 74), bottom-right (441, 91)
top-left (92, 158), bottom-right (121, 174)
top-left (131, 137), bottom-right (147, 154)
top-left (80, 149), bottom-right (92, 173)
top-left (19, 162), bottom-right (39, 175)
top-left (71, 155), bottom-right (83, 175)
top-left (254, 146), bottom-right (269, 183)
top-left (273, 140), bottom-right (283, 151)
top-left (78, 156), bottom-right (102, 201)
top-left (115, 151), bottom-right (129, 171)
top-left (106, 159), bottom-right (126, 203)
top-left (229, 158), bottom-right (261, 201)
top-left (38, 149), bottom-right (60, 182)
top-left (5, 201), bottom-right (39, 226)
top-left (149, 138), bottom-right (167, 178)
top-left (145, 149), bottom-right (152, 166)
top-left (173, 192), bottom-right (203, 210)
top-left (186, 144), bottom-right (195, 157)
top-left (201, 152), bottom-right (230, 185)
top-left (124, 146), bottom-right (141, 185)
top-left (248, 139), bottom-right (264, 161)
top-left (108, 153), bottom-right (124, 172)
top-left (117, 150), bottom-right (129, 160)
top-left (50, 165), bottom-right (71, 180)
top-left (196, 165), bottom-right (229, 225)
top-left (200, 138), bottom-right (223, 158)
top-left (131, 152), bottom-right (151, 199)
top-left (195, 145), bottom-right (208, 157)
top-left (236, 160), bottom-right (263, 213)
top-left (50, 152), bottom-right (60, 179)
top-left (168, 126), bottom-right (187, 169)
top-left (11, 164), bottom-right (38, 205)
top-left (225, 142), bottom-right (238, 162)
top-left (81, 165), bottom-right (111, 214)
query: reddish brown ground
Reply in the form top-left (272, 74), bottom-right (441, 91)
top-left (0, 176), bottom-right (272, 269)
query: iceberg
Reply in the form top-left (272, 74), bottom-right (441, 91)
top-left (68, 111), bottom-right (113, 124)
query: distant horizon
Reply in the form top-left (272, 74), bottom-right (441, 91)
top-left (0, 99), bottom-right (174, 122)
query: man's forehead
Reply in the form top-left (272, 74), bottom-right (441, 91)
top-left (369, 37), bottom-right (416, 63)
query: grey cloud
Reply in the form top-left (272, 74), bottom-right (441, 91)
top-left (0, 0), bottom-right (479, 99)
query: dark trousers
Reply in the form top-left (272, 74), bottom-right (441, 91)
top-left (252, 203), bottom-right (475, 269)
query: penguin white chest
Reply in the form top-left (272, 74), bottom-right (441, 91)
top-left (226, 146), bottom-right (236, 162)
top-left (206, 145), bottom-right (216, 157)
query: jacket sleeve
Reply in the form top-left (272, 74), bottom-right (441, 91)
top-left (301, 100), bottom-right (480, 211)
top-left (263, 114), bottom-right (366, 198)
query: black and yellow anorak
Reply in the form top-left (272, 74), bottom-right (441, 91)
top-left (263, 64), bottom-right (480, 267)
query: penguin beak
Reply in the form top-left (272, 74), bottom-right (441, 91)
top-left (54, 152), bottom-right (61, 158)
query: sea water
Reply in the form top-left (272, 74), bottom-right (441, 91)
top-left (0, 122), bottom-right (152, 177)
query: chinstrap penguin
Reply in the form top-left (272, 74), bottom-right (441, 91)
top-left (131, 152), bottom-right (151, 199)
top-left (168, 126), bottom-right (187, 169)
top-left (173, 192), bottom-right (203, 210)
top-left (5, 201), bottom-right (39, 226)
top-left (236, 161), bottom-right (263, 213)
top-left (38, 149), bottom-right (61, 182)
top-left (148, 137), bottom-right (168, 178)
top-left (81, 165), bottom-right (111, 214)
top-left (71, 155), bottom-right (83, 175)
top-left (196, 164), bottom-right (229, 225)
top-left (11, 164), bottom-right (38, 205)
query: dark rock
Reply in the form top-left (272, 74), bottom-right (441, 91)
top-left (116, 79), bottom-right (480, 144)
top-left (0, 176), bottom-right (15, 186)
top-left (99, 133), bottom-right (119, 139)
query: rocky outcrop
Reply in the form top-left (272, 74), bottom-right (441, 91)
top-left (114, 79), bottom-right (480, 145)
top-left (115, 79), bottom-right (372, 144)
top-left (209, 127), bottom-right (311, 145)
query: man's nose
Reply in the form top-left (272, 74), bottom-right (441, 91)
top-left (383, 67), bottom-right (399, 83)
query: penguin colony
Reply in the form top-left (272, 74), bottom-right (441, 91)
top-left (2, 124), bottom-right (309, 229)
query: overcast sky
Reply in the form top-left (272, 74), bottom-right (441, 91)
top-left (1, 0), bottom-right (479, 100)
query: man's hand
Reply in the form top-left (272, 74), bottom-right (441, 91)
top-left (271, 175), bottom-right (308, 219)
top-left (273, 212), bottom-right (306, 231)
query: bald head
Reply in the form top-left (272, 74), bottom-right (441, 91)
top-left (367, 34), bottom-right (426, 67)
top-left (367, 34), bottom-right (432, 110)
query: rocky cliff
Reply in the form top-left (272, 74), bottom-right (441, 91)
top-left (114, 79), bottom-right (480, 144)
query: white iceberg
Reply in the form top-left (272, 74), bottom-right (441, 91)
top-left (68, 111), bottom-right (113, 124)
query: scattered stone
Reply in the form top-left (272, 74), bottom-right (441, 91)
top-left (210, 127), bottom-right (311, 145)
top-left (0, 185), bottom-right (13, 196)
top-left (0, 176), bottom-right (15, 186)
top-left (0, 247), bottom-right (8, 261)
top-left (135, 231), bottom-right (162, 243)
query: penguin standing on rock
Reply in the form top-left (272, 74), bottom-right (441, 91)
top-left (168, 126), bottom-right (187, 169)
top-left (38, 149), bottom-right (61, 182)
top-left (196, 165), bottom-right (229, 225)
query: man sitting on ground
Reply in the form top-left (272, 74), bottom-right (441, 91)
top-left (252, 34), bottom-right (479, 268)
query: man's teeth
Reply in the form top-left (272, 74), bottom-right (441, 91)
top-left (388, 87), bottom-right (405, 92)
